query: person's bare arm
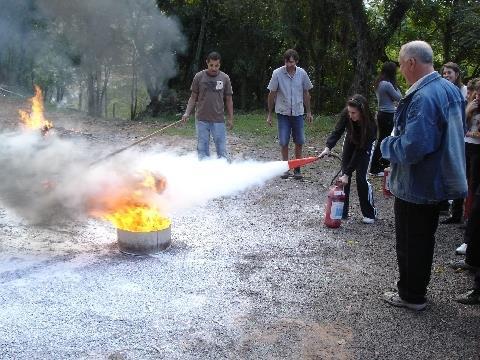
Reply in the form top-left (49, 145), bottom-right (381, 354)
top-left (303, 90), bottom-right (313, 123)
top-left (266, 91), bottom-right (277, 126)
top-left (226, 95), bottom-right (234, 130)
top-left (181, 92), bottom-right (198, 122)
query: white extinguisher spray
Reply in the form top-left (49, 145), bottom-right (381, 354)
top-left (324, 181), bottom-right (346, 228)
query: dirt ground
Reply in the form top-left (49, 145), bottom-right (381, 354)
top-left (0, 97), bottom-right (479, 360)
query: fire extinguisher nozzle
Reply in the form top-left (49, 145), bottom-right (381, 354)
top-left (287, 156), bottom-right (320, 170)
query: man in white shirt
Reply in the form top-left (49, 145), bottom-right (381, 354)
top-left (266, 49), bottom-right (313, 180)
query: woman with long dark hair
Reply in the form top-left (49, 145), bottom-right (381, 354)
top-left (369, 61), bottom-right (402, 176)
top-left (319, 94), bottom-right (377, 223)
top-left (442, 62), bottom-right (467, 99)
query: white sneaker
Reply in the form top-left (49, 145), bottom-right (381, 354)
top-left (456, 243), bottom-right (467, 255)
top-left (362, 217), bottom-right (375, 224)
top-left (383, 291), bottom-right (427, 311)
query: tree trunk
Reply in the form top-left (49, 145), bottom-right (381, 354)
top-left (442, 0), bottom-right (459, 63)
top-left (348, 0), bottom-right (414, 97)
top-left (78, 85), bottom-right (83, 111)
top-left (101, 64), bottom-right (110, 118)
top-left (191, 0), bottom-right (209, 77)
top-left (130, 49), bottom-right (138, 120)
top-left (87, 72), bottom-right (95, 116)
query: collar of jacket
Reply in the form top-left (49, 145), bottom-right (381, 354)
top-left (403, 72), bottom-right (441, 99)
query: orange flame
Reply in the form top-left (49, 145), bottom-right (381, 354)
top-left (89, 171), bottom-right (170, 232)
top-left (18, 85), bottom-right (53, 132)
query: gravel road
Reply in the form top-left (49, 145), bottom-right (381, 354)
top-left (0, 98), bottom-right (479, 359)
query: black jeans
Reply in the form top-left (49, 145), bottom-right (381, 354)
top-left (449, 143), bottom-right (480, 220)
top-left (370, 111), bottom-right (394, 174)
top-left (394, 197), bottom-right (440, 304)
top-left (341, 140), bottom-right (376, 219)
top-left (465, 184), bottom-right (480, 267)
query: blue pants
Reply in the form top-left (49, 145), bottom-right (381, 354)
top-left (277, 114), bottom-right (305, 146)
top-left (195, 120), bottom-right (227, 160)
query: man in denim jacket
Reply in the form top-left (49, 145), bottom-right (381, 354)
top-left (380, 41), bottom-right (467, 311)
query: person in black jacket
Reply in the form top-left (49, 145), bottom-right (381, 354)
top-left (319, 94), bottom-right (377, 223)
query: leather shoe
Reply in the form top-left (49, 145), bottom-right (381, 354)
top-left (455, 289), bottom-right (480, 305)
top-left (440, 217), bottom-right (462, 224)
top-left (449, 260), bottom-right (479, 271)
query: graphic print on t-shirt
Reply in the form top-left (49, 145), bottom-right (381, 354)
top-left (205, 80), bottom-right (224, 92)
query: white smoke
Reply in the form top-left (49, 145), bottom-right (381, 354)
top-left (134, 151), bottom-right (289, 214)
top-left (0, 130), bottom-right (288, 224)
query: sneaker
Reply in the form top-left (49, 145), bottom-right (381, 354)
top-left (449, 259), bottom-right (479, 271)
top-left (455, 289), bottom-right (480, 305)
top-left (369, 171), bottom-right (384, 177)
top-left (455, 243), bottom-right (467, 255)
top-left (382, 291), bottom-right (427, 311)
top-left (293, 167), bottom-right (303, 180)
top-left (362, 217), bottom-right (375, 224)
top-left (280, 170), bottom-right (291, 179)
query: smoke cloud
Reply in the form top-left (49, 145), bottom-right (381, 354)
top-left (0, 0), bottom-right (185, 99)
top-left (0, 129), bottom-right (288, 225)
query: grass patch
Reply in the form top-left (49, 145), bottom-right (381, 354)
top-left (137, 111), bottom-right (338, 142)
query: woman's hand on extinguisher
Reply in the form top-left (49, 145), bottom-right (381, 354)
top-left (339, 174), bottom-right (349, 185)
top-left (319, 147), bottom-right (330, 158)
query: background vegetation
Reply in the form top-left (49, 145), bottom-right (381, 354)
top-left (1, 0), bottom-right (479, 119)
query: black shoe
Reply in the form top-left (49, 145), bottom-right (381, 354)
top-left (439, 200), bottom-right (450, 215)
top-left (293, 167), bottom-right (303, 180)
top-left (449, 260), bottom-right (479, 271)
top-left (440, 217), bottom-right (462, 224)
top-left (455, 289), bottom-right (480, 305)
top-left (280, 170), bottom-right (291, 179)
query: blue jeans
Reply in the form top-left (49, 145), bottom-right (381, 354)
top-left (277, 114), bottom-right (305, 146)
top-left (195, 120), bottom-right (227, 159)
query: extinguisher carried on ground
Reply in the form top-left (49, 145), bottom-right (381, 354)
top-left (382, 167), bottom-right (392, 197)
top-left (324, 181), bottom-right (346, 228)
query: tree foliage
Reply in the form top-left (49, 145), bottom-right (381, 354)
top-left (0, 0), bottom-right (479, 118)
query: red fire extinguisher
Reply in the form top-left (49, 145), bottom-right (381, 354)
top-left (324, 181), bottom-right (346, 228)
top-left (382, 167), bottom-right (392, 197)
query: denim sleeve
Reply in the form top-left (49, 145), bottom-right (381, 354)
top-left (381, 94), bottom-right (441, 164)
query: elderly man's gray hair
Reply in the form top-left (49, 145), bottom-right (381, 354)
top-left (400, 41), bottom-right (433, 64)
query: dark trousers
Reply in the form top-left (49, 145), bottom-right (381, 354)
top-left (341, 140), bottom-right (376, 219)
top-left (465, 142), bottom-right (480, 219)
top-left (370, 111), bottom-right (394, 174)
top-left (465, 184), bottom-right (480, 267)
top-left (448, 143), bottom-right (480, 220)
top-left (394, 197), bottom-right (440, 304)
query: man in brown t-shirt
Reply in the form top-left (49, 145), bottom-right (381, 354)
top-left (182, 52), bottom-right (234, 159)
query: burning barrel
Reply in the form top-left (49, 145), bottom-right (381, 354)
top-left (88, 171), bottom-right (172, 255)
top-left (114, 214), bottom-right (172, 255)
top-left (117, 225), bottom-right (171, 255)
